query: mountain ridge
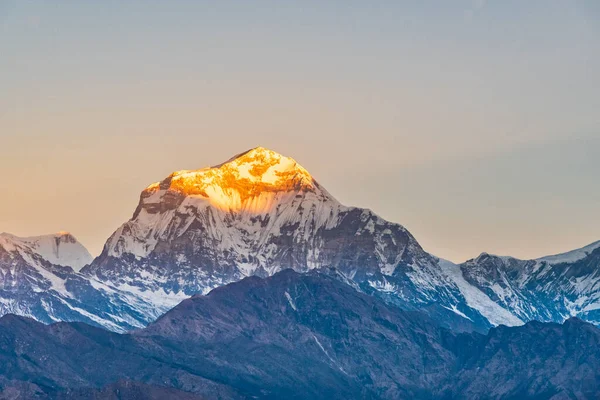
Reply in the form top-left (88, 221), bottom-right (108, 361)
top-left (84, 147), bottom-right (600, 331)
top-left (2, 146), bottom-right (600, 333)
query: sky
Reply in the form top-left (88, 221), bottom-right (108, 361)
top-left (1, 1), bottom-right (599, 263)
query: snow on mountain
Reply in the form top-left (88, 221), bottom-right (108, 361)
top-left (537, 240), bottom-right (600, 265)
top-left (437, 258), bottom-right (523, 326)
top-left (103, 147), bottom-right (338, 264)
top-left (458, 241), bottom-right (600, 326)
top-left (85, 146), bottom-right (600, 332)
top-left (0, 232), bottom-right (93, 271)
top-left (0, 231), bottom-right (161, 332)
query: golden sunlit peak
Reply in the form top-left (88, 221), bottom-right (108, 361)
top-left (141, 147), bottom-right (319, 213)
top-left (218, 146), bottom-right (314, 183)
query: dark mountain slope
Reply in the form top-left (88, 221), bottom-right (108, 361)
top-left (57, 381), bottom-right (207, 400)
top-left (142, 269), bottom-right (457, 399)
top-left (443, 318), bottom-right (600, 399)
top-left (0, 315), bottom-right (243, 399)
top-left (1, 270), bottom-right (600, 399)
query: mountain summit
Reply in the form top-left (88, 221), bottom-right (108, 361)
top-left (98, 147), bottom-right (341, 262)
top-left (152, 146), bottom-right (316, 196)
top-left (134, 146), bottom-right (332, 218)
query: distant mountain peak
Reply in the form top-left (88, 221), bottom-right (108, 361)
top-left (0, 231), bottom-right (93, 271)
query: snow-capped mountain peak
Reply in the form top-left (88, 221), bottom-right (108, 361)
top-left (0, 231), bottom-right (93, 271)
top-left (101, 147), bottom-right (344, 260)
top-left (209, 146), bottom-right (315, 189)
top-left (139, 146), bottom-right (329, 215)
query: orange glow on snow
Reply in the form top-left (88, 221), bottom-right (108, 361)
top-left (142, 147), bottom-right (315, 213)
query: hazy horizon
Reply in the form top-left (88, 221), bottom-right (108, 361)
top-left (2, 1), bottom-right (599, 263)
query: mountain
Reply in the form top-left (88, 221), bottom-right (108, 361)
top-left (145, 269), bottom-right (600, 399)
top-left (141, 269), bottom-right (456, 399)
top-left (0, 232), bottom-right (160, 332)
top-left (445, 317), bottom-right (600, 399)
top-left (457, 241), bottom-right (600, 325)
top-left (83, 147), bottom-right (497, 332)
top-left (0, 314), bottom-right (242, 400)
top-left (2, 147), bottom-right (600, 334)
top-left (1, 270), bottom-right (600, 399)
top-left (79, 146), bottom-right (600, 331)
top-left (0, 232), bottom-right (92, 272)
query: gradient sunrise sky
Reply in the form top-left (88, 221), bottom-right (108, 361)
top-left (1, 1), bottom-right (599, 263)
